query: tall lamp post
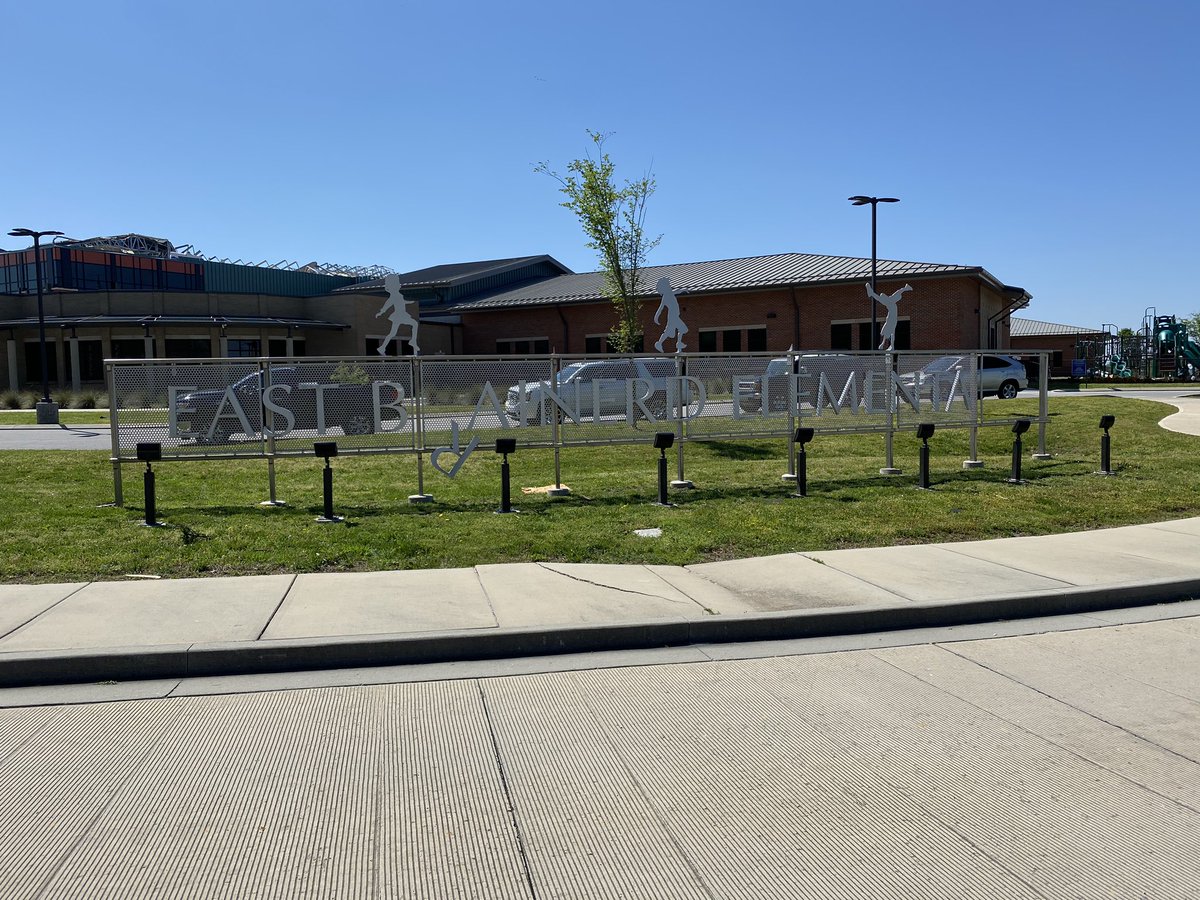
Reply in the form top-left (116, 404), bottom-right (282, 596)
top-left (848, 196), bottom-right (899, 348)
top-left (8, 227), bottom-right (64, 424)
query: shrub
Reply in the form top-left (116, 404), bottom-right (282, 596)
top-left (0, 390), bottom-right (21, 409)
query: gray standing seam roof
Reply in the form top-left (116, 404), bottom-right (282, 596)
top-left (1010, 317), bottom-right (1102, 338)
top-left (440, 252), bottom-right (1004, 313)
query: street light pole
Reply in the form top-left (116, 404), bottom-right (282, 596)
top-left (8, 227), bottom-right (65, 423)
top-left (848, 196), bottom-right (898, 348)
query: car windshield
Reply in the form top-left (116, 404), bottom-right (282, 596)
top-left (556, 363), bottom-right (587, 384)
top-left (922, 357), bottom-right (968, 374)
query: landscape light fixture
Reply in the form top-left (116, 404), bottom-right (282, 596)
top-left (136, 442), bottom-right (163, 526)
top-left (313, 442), bottom-right (342, 522)
top-left (1098, 415), bottom-right (1116, 475)
top-left (653, 432), bottom-right (674, 506)
top-left (915, 423), bottom-right (935, 489)
top-left (793, 427), bottom-right (815, 498)
top-left (495, 438), bottom-right (517, 513)
top-left (8, 227), bottom-right (64, 423)
top-left (1008, 419), bottom-right (1031, 484)
top-left (847, 197), bottom-right (899, 348)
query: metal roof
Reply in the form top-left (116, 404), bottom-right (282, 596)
top-left (0, 314), bottom-right (348, 330)
top-left (440, 252), bottom-right (1015, 312)
top-left (1010, 317), bottom-right (1102, 337)
top-left (337, 255), bottom-right (572, 293)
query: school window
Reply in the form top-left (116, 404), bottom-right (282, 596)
top-left (697, 326), bottom-right (767, 353)
top-left (369, 337), bottom-right (413, 356)
top-left (496, 338), bottom-right (550, 356)
top-left (24, 341), bottom-right (58, 384)
top-left (830, 323), bottom-right (853, 350)
top-left (110, 338), bottom-right (149, 359)
top-left (165, 338), bottom-right (213, 358)
top-left (853, 319), bottom-right (910, 351)
top-left (268, 338), bottom-right (306, 357)
top-left (584, 334), bottom-right (642, 354)
top-left (227, 339), bottom-right (261, 358)
top-left (68, 339), bottom-right (105, 382)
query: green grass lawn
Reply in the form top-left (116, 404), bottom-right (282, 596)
top-left (3, 396), bottom-right (1196, 583)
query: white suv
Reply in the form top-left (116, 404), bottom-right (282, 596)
top-left (505, 358), bottom-right (679, 425)
top-left (902, 354), bottom-right (1028, 399)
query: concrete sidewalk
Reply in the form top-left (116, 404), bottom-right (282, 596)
top-left (3, 517), bottom-right (1199, 688)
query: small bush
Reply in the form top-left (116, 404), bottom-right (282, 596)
top-left (18, 392), bottom-right (38, 410)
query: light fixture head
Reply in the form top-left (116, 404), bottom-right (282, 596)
top-left (794, 427), bottom-right (815, 445)
top-left (916, 423), bottom-right (936, 440)
top-left (1099, 415), bottom-right (1115, 430)
top-left (653, 432), bottom-right (674, 450)
top-left (1012, 419), bottom-right (1031, 436)
top-left (314, 441), bottom-right (338, 459)
top-left (495, 437), bottom-right (516, 455)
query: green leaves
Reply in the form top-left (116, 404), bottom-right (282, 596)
top-left (537, 131), bottom-right (661, 352)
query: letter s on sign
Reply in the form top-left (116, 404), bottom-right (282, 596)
top-left (263, 384), bottom-right (296, 437)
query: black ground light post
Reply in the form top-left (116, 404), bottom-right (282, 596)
top-left (916, 423), bottom-right (935, 489)
top-left (495, 438), bottom-right (517, 513)
top-left (847, 196), bottom-right (899, 347)
top-left (653, 432), bottom-right (674, 506)
top-left (314, 442), bottom-right (342, 522)
top-left (137, 443), bottom-right (163, 526)
top-left (8, 227), bottom-right (64, 424)
top-left (792, 427), bottom-right (815, 498)
top-left (1098, 415), bottom-right (1116, 475)
top-left (1008, 419), bottom-right (1031, 484)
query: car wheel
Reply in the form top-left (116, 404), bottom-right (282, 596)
top-left (342, 415), bottom-right (373, 435)
top-left (997, 380), bottom-right (1020, 400)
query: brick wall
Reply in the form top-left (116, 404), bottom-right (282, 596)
top-left (460, 275), bottom-right (999, 354)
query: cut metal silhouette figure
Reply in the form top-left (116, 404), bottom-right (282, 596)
top-left (653, 276), bottom-right (688, 353)
top-left (377, 273), bottom-right (420, 356)
top-left (865, 283), bottom-right (911, 351)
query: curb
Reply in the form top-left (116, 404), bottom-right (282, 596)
top-left (2, 577), bottom-right (1198, 689)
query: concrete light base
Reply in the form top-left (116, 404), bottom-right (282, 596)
top-left (671, 480), bottom-right (694, 489)
top-left (1032, 453), bottom-right (1053, 460)
top-left (35, 401), bottom-right (59, 425)
top-left (879, 467), bottom-right (902, 476)
top-left (408, 494), bottom-right (434, 504)
top-left (546, 487), bottom-right (572, 497)
top-left (962, 460), bottom-right (984, 469)
top-left (259, 500), bottom-right (289, 507)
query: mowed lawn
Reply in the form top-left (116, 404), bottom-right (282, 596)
top-left (2, 396), bottom-right (1196, 582)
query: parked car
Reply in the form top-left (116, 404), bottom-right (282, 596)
top-left (900, 354), bottom-right (1027, 400)
top-left (176, 367), bottom-right (387, 442)
top-left (505, 358), bottom-right (682, 425)
top-left (737, 354), bottom-right (857, 413)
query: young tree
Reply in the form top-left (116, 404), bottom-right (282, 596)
top-left (537, 131), bottom-right (661, 352)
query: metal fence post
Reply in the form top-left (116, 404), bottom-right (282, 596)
top-left (880, 350), bottom-right (901, 475)
top-left (1034, 351), bottom-right (1052, 459)
top-left (409, 358), bottom-right (433, 502)
top-left (672, 354), bottom-right (692, 489)
top-left (107, 362), bottom-right (123, 506)
top-left (548, 355), bottom-right (570, 496)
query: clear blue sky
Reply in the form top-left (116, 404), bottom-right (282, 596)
top-left (4, 0), bottom-right (1197, 331)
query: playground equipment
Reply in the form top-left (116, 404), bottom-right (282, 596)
top-left (1144, 308), bottom-right (1200, 381)
top-left (1075, 310), bottom-right (1200, 381)
top-left (1075, 324), bottom-right (1142, 380)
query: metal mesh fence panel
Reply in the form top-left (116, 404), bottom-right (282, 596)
top-left (418, 356), bottom-right (557, 450)
top-left (108, 352), bottom-right (1046, 464)
top-left (893, 351), bottom-right (984, 431)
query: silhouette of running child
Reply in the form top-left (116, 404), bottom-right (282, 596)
top-left (376, 273), bottom-right (420, 356)
top-left (653, 276), bottom-right (688, 353)
top-left (865, 283), bottom-right (911, 351)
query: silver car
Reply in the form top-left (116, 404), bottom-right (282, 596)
top-left (903, 354), bottom-right (1027, 400)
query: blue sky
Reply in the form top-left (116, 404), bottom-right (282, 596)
top-left (4, 0), bottom-right (1196, 331)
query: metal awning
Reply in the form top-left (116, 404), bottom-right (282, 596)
top-left (0, 314), bottom-right (349, 330)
